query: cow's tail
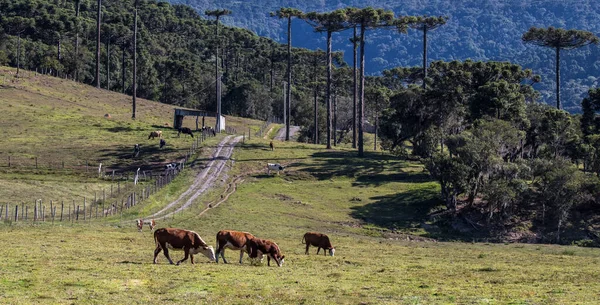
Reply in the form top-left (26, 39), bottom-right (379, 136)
top-left (301, 235), bottom-right (305, 244)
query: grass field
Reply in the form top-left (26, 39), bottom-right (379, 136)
top-left (1, 68), bottom-right (600, 304)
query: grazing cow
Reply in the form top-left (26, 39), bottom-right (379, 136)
top-left (148, 130), bottom-right (162, 140)
top-left (267, 163), bottom-right (284, 175)
top-left (132, 144), bottom-right (140, 158)
top-left (153, 228), bottom-right (216, 265)
top-left (159, 139), bottom-right (166, 149)
top-left (178, 127), bottom-right (194, 138)
top-left (302, 232), bottom-right (335, 256)
top-left (215, 230), bottom-right (259, 264)
top-left (165, 162), bottom-right (179, 171)
top-left (269, 141), bottom-right (274, 151)
top-left (247, 238), bottom-right (285, 267)
top-left (136, 219), bottom-right (156, 232)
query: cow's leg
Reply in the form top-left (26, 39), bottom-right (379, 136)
top-left (239, 250), bottom-right (245, 264)
top-left (305, 243), bottom-right (310, 255)
top-left (177, 248), bottom-right (190, 265)
top-left (221, 248), bottom-right (229, 264)
top-left (267, 255), bottom-right (271, 266)
top-left (153, 245), bottom-right (162, 264)
top-left (162, 244), bottom-right (175, 265)
top-left (190, 254), bottom-right (194, 265)
top-left (316, 247), bottom-right (321, 255)
top-left (323, 248), bottom-right (327, 256)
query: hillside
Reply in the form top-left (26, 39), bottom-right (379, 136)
top-left (169, 0), bottom-right (600, 111)
top-left (0, 66), bottom-right (264, 205)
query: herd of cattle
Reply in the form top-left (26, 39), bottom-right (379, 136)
top-left (138, 221), bottom-right (335, 267)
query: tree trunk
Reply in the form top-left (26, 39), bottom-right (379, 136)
top-left (95, 0), bottom-right (101, 88)
top-left (215, 17), bottom-right (221, 132)
top-left (121, 42), bottom-right (126, 93)
top-left (106, 35), bottom-right (110, 90)
top-left (358, 24), bottom-right (366, 157)
top-left (132, 1), bottom-right (138, 119)
top-left (314, 86), bottom-right (318, 144)
top-left (326, 30), bottom-right (332, 149)
top-left (352, 25), bottom-right (358, 149)
top-left (422, 25), bottom-right (428, 89)
top-left (75, 0), bottom-right (80, 81)
top-left (285, 16), bottom-right (292, 141)
top-left (555, 46), bottom-right (561, 110)
top-left (333, 93), bottom-right (337, 146)
top-left (374, 108), bottom-right (378, 151)
top-left (16, 33), bottom-right (21, 76)
top-left (269, 49), bottom-right (274, 91)
top-left (57, 36), bottom-right (61, 61)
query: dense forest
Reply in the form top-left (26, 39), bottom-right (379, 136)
top-left (169, 0), bottom-right (600, 112)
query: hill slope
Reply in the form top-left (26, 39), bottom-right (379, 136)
top-left (169, 0), bottom-right (600, 111)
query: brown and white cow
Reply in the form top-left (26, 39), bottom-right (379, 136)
top-left (153, 228), bottom-right (216, 265)
top-left (215, 230), bottom-right (257, 264)
top-left (136, 219), bottom-right (156, 232)
top-left (247, 238), bottom-right (285, 267)
top-left (148, 130), bottom-right (162, 140)
top-left (302, 232), bottom-right (335, 256)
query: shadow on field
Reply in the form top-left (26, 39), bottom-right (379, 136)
top-left (350, 187), bottom-right (442, 231)
top-left (241, 143), bottom-right (317, 151)
top-left (304, 150), bottom-right (433, 186)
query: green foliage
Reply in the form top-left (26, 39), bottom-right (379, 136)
top-left (522, 27), bottom-right (600, 50)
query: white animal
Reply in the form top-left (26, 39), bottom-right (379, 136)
top-left (267, 163), bottom-right (284, 175)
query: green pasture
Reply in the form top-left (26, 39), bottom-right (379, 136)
top-left (1, 67), bottom-right (599, 304)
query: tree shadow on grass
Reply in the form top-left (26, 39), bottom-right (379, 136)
top-left (305, 150), bottom-right (434, 186)
top-left (350, 186), bottom-right (442, 232)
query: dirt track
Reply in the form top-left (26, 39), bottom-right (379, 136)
top-left (273, 125), bottom-right (300, 141)
top-left (147, 135), bottom-right (242, 220)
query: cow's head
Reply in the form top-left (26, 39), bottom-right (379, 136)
top-left (329, 248), bottom-right (335, 257)
top-left (136, 219), bottom-right (143, 232)
top-left (192, 245), bottom-right (216, 262)
top-left (274, 254), bottom-right (285, 267)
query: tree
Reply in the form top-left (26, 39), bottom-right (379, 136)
top-left (365, 85), bottom-right (391, 151)
top-left (409, 16), bottom-right (448, 89)
top-left (303, 9), bottom-right (347, 149)
top-left (96, 0), bottom-right (102, 88)
top-left (522, 27), bottom-right (599, 110)
top-left (346, 7), bottom-right (395, 157)
top-left (74, 0), bottom-right (81, 81)
top-left (132, 0), bottom-right (139, 119)
top-left (4, 17), bottom-right (35, 77)
top-left (350, 26), bottom-right (359, 148)
top-left (206, 9), bottom-right (232, 132)
top-left (271, 8), bottom-right (304, 141)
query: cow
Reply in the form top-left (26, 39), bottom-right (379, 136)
top-left (159, 139), bottom-right (166, 149)
top-left (148, 130), bottom-right (162, 140)
top-left (267, 163), bottom-right (284, 175)
top-left (215, 230), bottom-right (259, 264)
top-left (269, 141), bottom-right (274, 151)
top-left (178, 127), bottom-right (194, 138)
top-left (153, 228), bottom-right (216, 265)
top-left (247, 238), bottom-right (285, 267)
top-left (302, 232), bottom-right (335, 256)
top-left (136, 219), bottom-right (156, 232)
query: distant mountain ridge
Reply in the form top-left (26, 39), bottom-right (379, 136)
top-left (168, 0), bottom-right (600, 111)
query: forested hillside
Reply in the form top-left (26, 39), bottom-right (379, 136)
top-left (0, 0), bottom-right (337, 123)
top-left (169, 0), bottom-right (600, 112)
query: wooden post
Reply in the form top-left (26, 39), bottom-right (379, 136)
top-left (103, 189), bottom-right (106, 202)
top-left (50, 201), bottom-right (53, 221)
top-left (21, 203), bottom-right (24, 220)
top-left (83, 197), bottom-right (86, 221)
top-left (14, 205), bottom-right (18, 222)
top-left (60, 201), bottom-right (64, 222)
top-left (76, 205), bottom-right (79, 221)
top-left (34, 203), bottom-right (37, 222)
top-left (5, 204), bottom-right (8, 219)
top-left (52, 207), bottom-right (56, 224)
top-left (42, 205), bottom-right (45, 222)
top-left (35, 157), bottom-right (38, 168)
top-left (8, 156), bottom-right (10, 167)
top-left (25, 206), bottom-right (28, 220)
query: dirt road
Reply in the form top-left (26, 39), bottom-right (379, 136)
top-left (273, 125), bottom-right (300, 141)
top-left (147, 135), bottom-right (242, 220)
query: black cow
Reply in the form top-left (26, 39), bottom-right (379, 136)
top-left (178, 127), bottom-right (194, 138)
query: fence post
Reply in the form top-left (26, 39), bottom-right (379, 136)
top-left (34, 203), bottom-right (37, 222)
top-left (35, 157), bottom-right (38, 169)
top-left (8, 156), bottom-right (10, 167)
top-left (42, 205), bottom-right (45, 222)
top-left (14, 205), bottom-right (18, 222)
top-left (21, 203), bottom-right (24, 221)
top-left (25, 206), bottom-right (28, 221)
top-left (76, 206), bottom-right (79, 221)
top-left (60, 201), bottom-right (64, 222)
top-left (83, 197), bottom-right (86, 221)
top-left (50, 201), bottom-right (53, 222)
top-left (52, 207), bottom-right (56, 224)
